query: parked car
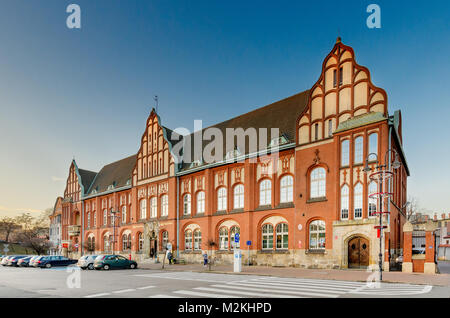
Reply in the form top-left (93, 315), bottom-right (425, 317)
top-left (1, 255), bottom-right (13, 266)
top-left (28, 256), bottom-right (42, 267)
top-left (77, 255), bottom-right (99, 270)
top-left (94, 254), bottom-right (137, 270)
top-left (7, 255), bottom-right (28, 267)
top-left (35, 255), bottom-right (78, 268)
top-left (17, 256), bottom-right (33, 267)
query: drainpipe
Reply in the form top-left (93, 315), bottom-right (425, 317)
top-left (81, 200), bottom-right (84, 256)
top-left (176, 176), bottom-right (180, 259)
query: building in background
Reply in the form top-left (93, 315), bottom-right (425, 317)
top-left (52, 38), bottom-right (409, 269)
top-left (48, 197), bottom-right (62, 255)
top-left (435, 213), bottom-right (450, 261)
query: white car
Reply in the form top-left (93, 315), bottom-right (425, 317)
top-left (77, 255), bottom-right (99, 270)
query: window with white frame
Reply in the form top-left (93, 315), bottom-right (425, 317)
top-left (369, 133), bottom-right (378, 156)
top-left (122, 234), bottom-right (128, 251)
top-left (354, 136), bottom-right (364, 164)
top-left (341, 139), bottom-right (350, 166)
top-left (103, 209), bottom-right (108, 226)
top-left (262, 224), bottom-right (274, 249)
top-left (183, 194), bottom-right (191, 215)
top-left (217, 187), bottom-right (227, 211)
top-left (196, 191), bottom-right (205, 214)
top-left (230, 226), bottom-right (240, 249)
top-left (259, 179), bottom-right (272, 206)
top-left (280, 175), bottom-right (293, 203)
top-left (276, 223), bottom-right (289, 249)
top-left (110, 211), bottom-right (115, 226)
top-left (122, 206), bottom-right (127, 224)
top-left (310, 167), bottom-right (326, 198)
top-left (328, 120), bottom-right (333, 137)
top-left (194, 229), bottom-right (201, 251)
top-left (162, 231), bottom-right (168, 249)
top-left (140, 199), bottom-right (147, 219)
top-left (233, 184), bottom-right (244, 209)
top-left (150, 197), bottom-right (157, 218)
top-left (138, 232), bottom-right (144, 251)
top-left (341, 185), bottom-right (349, 219)
top-left (219, 227), bottom-right (229, 250)
top-left (184, 230), bottom-right (192, 250)
top-left (309, 220), bottom-right (326, 249)
top-left (368, 181), bottom-right (377, 217)
top-left (104, 235), bottom-right (111, 252)
top-left (161, 195), bottom-right (168, 217)
top-left (87, 212), bottom-right (90, 228)
top-left (354, 183), bottom-right (363, 218)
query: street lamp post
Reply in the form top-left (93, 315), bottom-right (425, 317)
top-left (110, 208), bottom-right (120, 253)
top-left (363, 149), bottom-right (401, 281)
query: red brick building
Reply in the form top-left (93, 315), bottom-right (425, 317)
top-left (54, 38), bottom-right (409, 269)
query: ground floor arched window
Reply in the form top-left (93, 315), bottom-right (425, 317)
top-left (219, 227), bottom-right (229, 250)
top-left (309, 220), bottom-right (326, 249)
top-left (184, 230), bottom-right (193, 251)
top-left (276, 223), bottom-right (288, 249)
top-left (262, 224), bottom-right (274, 250)
top-left (138, 232), bottom-right (144, 251)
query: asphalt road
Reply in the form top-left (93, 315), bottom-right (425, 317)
top-left (0, 265), bottom-right (448, 298)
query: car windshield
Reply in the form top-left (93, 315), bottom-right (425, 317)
top-left (95, 255), bottom-right (106, 261)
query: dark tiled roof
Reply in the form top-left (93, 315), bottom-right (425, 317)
top-left (78, 169), bottom-right (97, 194)
top-left (87, 154), bottom-right (136, 195)
top-left (335, 112), bottom-right (386, 133)
top-left (179, 90), bottom-right (310, 171)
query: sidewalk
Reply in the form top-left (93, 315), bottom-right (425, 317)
top-left (139, 262), bottom-right (450, 286)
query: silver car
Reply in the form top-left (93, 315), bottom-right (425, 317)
top-left (77, 255), bottom-right (98, 270)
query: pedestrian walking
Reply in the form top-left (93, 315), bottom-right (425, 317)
top-left (202, 252), bottom-right (208, 267)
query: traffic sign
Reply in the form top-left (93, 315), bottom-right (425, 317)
top-left (234, 233), bottom-right (240, 243)
top-left (246, 240), bottom-right (251, 246)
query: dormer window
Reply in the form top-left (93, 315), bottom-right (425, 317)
top-left (189, 159), bottom-right (203, 168)
top-left (269, 134), bottom-right (288, 148)
top-left (225, 147), bottom-right (241, 160)
top-left (91, 188), bottom-right (98, 195)
top-left (107, 184), bottom-right (115, 191)
top-left (126, 179), bottom-right (131, 186)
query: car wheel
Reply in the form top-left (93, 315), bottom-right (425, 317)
top-left (81, 267), bottom-right (87, 270)
top-left (130, 263), bottom-right (136, 269)
top-left (45, 263), bottom-right (52, 268)
top-left (88, 264), bottom-right (94, 270)
top-left (103, 264), bottom-right (110, 270)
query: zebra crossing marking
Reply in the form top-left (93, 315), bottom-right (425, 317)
top-left (173, 290), bottom-right (241, 298)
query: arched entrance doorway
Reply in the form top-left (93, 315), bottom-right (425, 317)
top-left (348, 236), bottom-right (369, 268)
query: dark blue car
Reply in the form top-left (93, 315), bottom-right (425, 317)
top-left (35, 256), bottom-right (77, 268)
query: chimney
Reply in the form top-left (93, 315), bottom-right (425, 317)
top-left (433, 213), bottom-right (437, 221)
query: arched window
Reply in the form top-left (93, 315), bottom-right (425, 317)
top-left (310, 167), bottom-right (326, 198)
top-left (197, 191), bottom-right (205, 214)
top-left (138, 232), bottom-right (144, 251)
top-left (354, 183), bottom-right (363, 219)
top-left (104, 235), bottom-right (110, 252)
top-left (150, 197), bottom-right (157, 218)
top-left (341, 140), bottom-right (350, 166)
top-left (217, 187), bottom-right (227, 211)
top-left (110, 211), bottom-right (115, 226)
top-left (341, 185), bottom-right (349, 219)
top-left (262, 224), bottom-right (274, 250)
top-left (122, 234), bottom-right (128, 251)
top-left (184, 230), bottom-right (192, 251)
top-left (368, 181), bottom-right (377, 217)
top-left (354, 136), bottom-right (364, 164)
top-left (309, 220), bottom-right (326, 249)
top-left (140, 199), bottom-right (147, 219)
top-left (233, 184), bottom-right (244, 209)
top-left (194, 229), bottom-right (201, 251)
top-left (230, 226), bottom-right (240, 249)
top-left (280, 175), bottom-right (293, 203)
top-left (121, 206), bottom-right (127, 224)
top-left (276, 223), bottom-right (288, 249)
top-left (103, 209), bottom-right (108, 226)
top-left (87, 212), bottom-right (91, 228)
top-left (259, 179), bottom-right (272, 206)
top-left (369, 133), bottom-right (378, 156)
top-left (161, 195), bottom-right (169, 217)
top-left (87, 237), bottom-right (92, 251)
top-left (183, 194), bottom-right (191, 215)
top-left (127, 234), bottom-right (131, 249)
top-left (219, 227), bottom-right (229, 250)
top-left (162, 231), bottom-right (169, 249)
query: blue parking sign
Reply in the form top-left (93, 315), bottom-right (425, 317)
top-left (234, 233), bottom-right (240, 243)
top-left (246, 240), bottom-right (251, 246)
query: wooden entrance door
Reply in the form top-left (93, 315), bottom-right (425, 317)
top-left (348, 237), bottom-right (369, 268)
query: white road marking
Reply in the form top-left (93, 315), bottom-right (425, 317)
top-left (137, 285), bottom-right (156, 290)
top-left (173, 290), bottom-right (241, 298)
top-left (148, 294), bottom-right (181, 298)
top-left (112, 288), bottom-right (136, 294)
top-left (194, 287), bottom-right (298, 298)
top-left (84, 292), bottom-right (111, 298)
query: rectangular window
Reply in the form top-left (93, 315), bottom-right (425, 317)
top-left (333, 69), bottom-right (337, 88)
top-left (314, 123), bottom-right (319, 141)
top-left (341, 140), bottom-right (350, 166)
top-left (339, 66), bottom-right (343, 86)
top-left (354, 136), bottom-right (364, 164)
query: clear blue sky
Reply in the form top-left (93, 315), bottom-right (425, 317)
top-left (0, 0), bottom-right (449, 217)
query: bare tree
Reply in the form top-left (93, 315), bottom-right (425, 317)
top-left (0, 217), bottom-right (21, 242)
top-left (406, 196), bottom-right (420, 221)
top-left (14, 212), bottom-right (50, 255)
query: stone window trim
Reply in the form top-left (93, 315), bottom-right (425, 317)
top-left (257, 250), bottom-right (290, 254)
top-left (275, 202), bottom-right (295, 209)
top-left (255, 204), bottom-right (272, 211)
top-left (193, 213), bottom-right (205, 218)
top-left (230, 208), bottom-right (244, 214)
top-left (215, 250), bottom-right (234, 254)
top-left (159, 216), bottom-right (168, 220)
top-left (305, 249), bottom-right (327, 255)
top-left (306, 197), bottom-right (327, 204)
top-left (182, 251), bottom-right (202, 254)
top-left (214, 210), bottom-right (227, 216)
